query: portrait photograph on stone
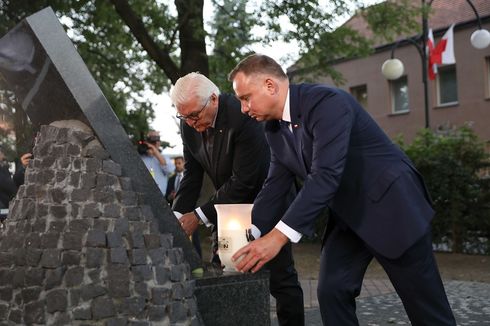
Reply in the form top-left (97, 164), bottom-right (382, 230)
top-left (0, 7), bottom-right (270, 325)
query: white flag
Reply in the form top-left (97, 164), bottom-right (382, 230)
top-left (441, 24), bottom-right (455, 64)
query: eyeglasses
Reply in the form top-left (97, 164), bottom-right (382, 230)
top-left (176, 96), bottom-right (211, 121)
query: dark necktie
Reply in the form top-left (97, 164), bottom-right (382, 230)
top-left (175, 173), bottom-right (182, 191)
top-left (280, 120), bottom-right (295, 144)
top-left (204, 128), bottom-right (215, 161)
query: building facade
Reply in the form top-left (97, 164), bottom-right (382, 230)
top-left (291, 0), bottom-right (490, 143)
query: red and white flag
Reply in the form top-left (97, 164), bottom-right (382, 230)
top-left (428, 24), bottom-right (456, 80)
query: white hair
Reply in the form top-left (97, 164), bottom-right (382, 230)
top-left (170, 72), bottom-right (220, 107)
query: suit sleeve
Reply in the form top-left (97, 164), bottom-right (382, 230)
top-left (251, 152), bottom-right (296, 234)
top-left (172, 141), bottom-right (204, 214)
top-left (281, 92), bottom-right (353, 237)
top-left (199, 118), bottom-right (269, 225)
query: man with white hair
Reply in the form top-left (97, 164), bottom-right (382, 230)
top-left (170, 72), bottom-right (304, 325)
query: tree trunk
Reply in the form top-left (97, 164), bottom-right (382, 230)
top-left (109, 0), bottom-right (181, 83)
top-left (175, 0), bottom-right (209, 76)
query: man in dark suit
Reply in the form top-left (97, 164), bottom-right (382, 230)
top-left (169, 72), bottom-right (304, 325)
top-left (230, 54), bottom-right (456, 325)
top-left (165, 156), bottom-right (184, 205)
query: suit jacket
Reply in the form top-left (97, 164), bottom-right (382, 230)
top-left (252, 84), bottom-right (434, 259)
top-left (165, 173), bottom-right (178, 204)
top-left (172, 93), bottom-right (271, 225)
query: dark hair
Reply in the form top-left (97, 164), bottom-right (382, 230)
top-left (228, 54), bottom-right (288, 81)
top-left (174, 156), bottom-right (184, 161)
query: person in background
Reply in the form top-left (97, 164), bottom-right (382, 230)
top-left (138, 130), bottom-right (174, 195)
top-left (165, 155), bottom-right (201, 256)
top-left (229, 54), bottom-right (456, 326)
top-left (170, 72), bottom-right (305, 325)
top-left (166, 156), bottom-right (184, 205)
top-left (0, 146), bottom-right (16, 210)
top-left (13, 152), bottom-right (32, 188)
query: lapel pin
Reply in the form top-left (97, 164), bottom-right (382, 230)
top-left (293, 124), bottom-right (299, 129)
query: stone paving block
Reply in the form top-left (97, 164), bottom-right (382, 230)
top-left (80, 283), bottom-right (107, 301)
top-left (104, 203), bottom-right (121, 218)
top-left (46, 267), bottom-right (65, 290)
top-left (132, 265), bottom-right (153, 282)
top-left (21, 286), bottom-right (42, 303)
top-left (46, 289), bottom-right (68, 313)
top-left (148, 305), bottom-right (167, 321)
top-left (151, 287), bottom-right (172, 306)
top-left (41, 232), bottom-right (60, 249)
top-left (40, 249), bottom-right (61, 268)
top-left (103, 160), bottom-right (122, 176)
top-left (25, 268), bottom-right (45, 287)
top-left (129, 248), bottom-right (147, 266)
top-left (8, 308), bottom-right (22, 324)
top-left (91, 296), bottom-right (116, 320)
top-left (86, 248), bottom-right (105, 268)
top-left (24, 300), bottom-right (45, 324)
top-left (65, 266), bottom-right (84, 287)
top-left (169, 301), bottom-right (187, 323)
top-left (0, 287), bottom-right (13, 301)
top-left (73, 306), bottom-right (91, 320)
top-left (110, 247), bottom-right (129, 264)
top-left (86, 229), bottom-right (106, 247)
top-left (61, 250), bottom-right (81, 266)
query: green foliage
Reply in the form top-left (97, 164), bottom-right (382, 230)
top-left (399, 126), bottom-right (490, 254)
top-left (361, 0), bottom-right (420, 43)
top-left (1, 0), bottom-right (420, 154)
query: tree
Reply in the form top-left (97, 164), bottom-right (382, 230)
top-left (0, 0), bottom-right (418, 153)
top-left (399, 125), bottom-right (490, 254)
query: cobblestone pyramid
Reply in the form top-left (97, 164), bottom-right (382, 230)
top-left (0, 121), bottom-right (200, 325)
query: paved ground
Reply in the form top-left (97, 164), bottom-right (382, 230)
top-left (271, 279), bottom-right (490, 325)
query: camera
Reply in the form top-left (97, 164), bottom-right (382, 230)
top-left (136, 134), bottom-right (160, 155)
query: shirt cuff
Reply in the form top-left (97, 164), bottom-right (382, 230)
top-left (250, 224), bottom-right (261, 240)
top-left (173, 211), bottom-right (183, 219)
top-left (275, 221), bottom-right (303, 243)
top-left (195, 207), bottom-right (213, 227)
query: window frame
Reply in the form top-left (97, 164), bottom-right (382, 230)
top-left (390, 75), bottom-right (410, 114)
top-left (436, 64), bottom-right (459, 107)
top-left (349, 84), bottom-right (368, 109)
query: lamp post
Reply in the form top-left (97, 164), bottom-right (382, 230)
top-left (381, 0), bottom-right (490, 129)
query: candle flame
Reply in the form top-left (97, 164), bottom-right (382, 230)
top-left (226, 219), bottom-right (242, 230)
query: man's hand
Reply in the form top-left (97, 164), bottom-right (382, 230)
top-left (145, 142), bottom-right (159, 156)
top-left (232, 228), bottom-right (289, 273)
top-left (179, 212), bottom-right (200, 236)
top-left (20, 153), bottom-right (33, 167)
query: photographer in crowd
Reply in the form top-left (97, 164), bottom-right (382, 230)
top-left (138, 130), bottom-right (174, 195)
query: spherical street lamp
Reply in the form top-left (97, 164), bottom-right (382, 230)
top-left (470, 29), bottom-right (490, 49)
top-left (381, 58), bottom-right (404, 80)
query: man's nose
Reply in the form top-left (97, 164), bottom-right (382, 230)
top-left (241, 103), bottom-right (249, 114)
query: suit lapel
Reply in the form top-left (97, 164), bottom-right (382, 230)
top-left (210, 99), bottom-right (226, 178)
top-left (289, 85), bottom-right (308, 176)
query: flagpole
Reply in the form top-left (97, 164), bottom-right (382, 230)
top-left (421, 0), bottom-right (430, 129)
top-left (381, 0), bottom-right (489, 130)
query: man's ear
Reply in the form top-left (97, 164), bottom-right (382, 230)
top-left (264, 78), bottom-right (278, 94)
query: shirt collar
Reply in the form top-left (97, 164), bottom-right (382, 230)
top-left (281, 89), bottom-right (291, 123)
top-left (210, 95), bottom-right (219, 129)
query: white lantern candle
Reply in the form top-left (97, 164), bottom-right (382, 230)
top-left (215, 204), bottom-right (252, 272)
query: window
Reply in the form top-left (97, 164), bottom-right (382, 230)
top-left (437, 64), bottom-right (458, 105)
top-left (350, 84), bottom-right (368, 109)
top-left (391, 76), bottom-right (409, 113)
